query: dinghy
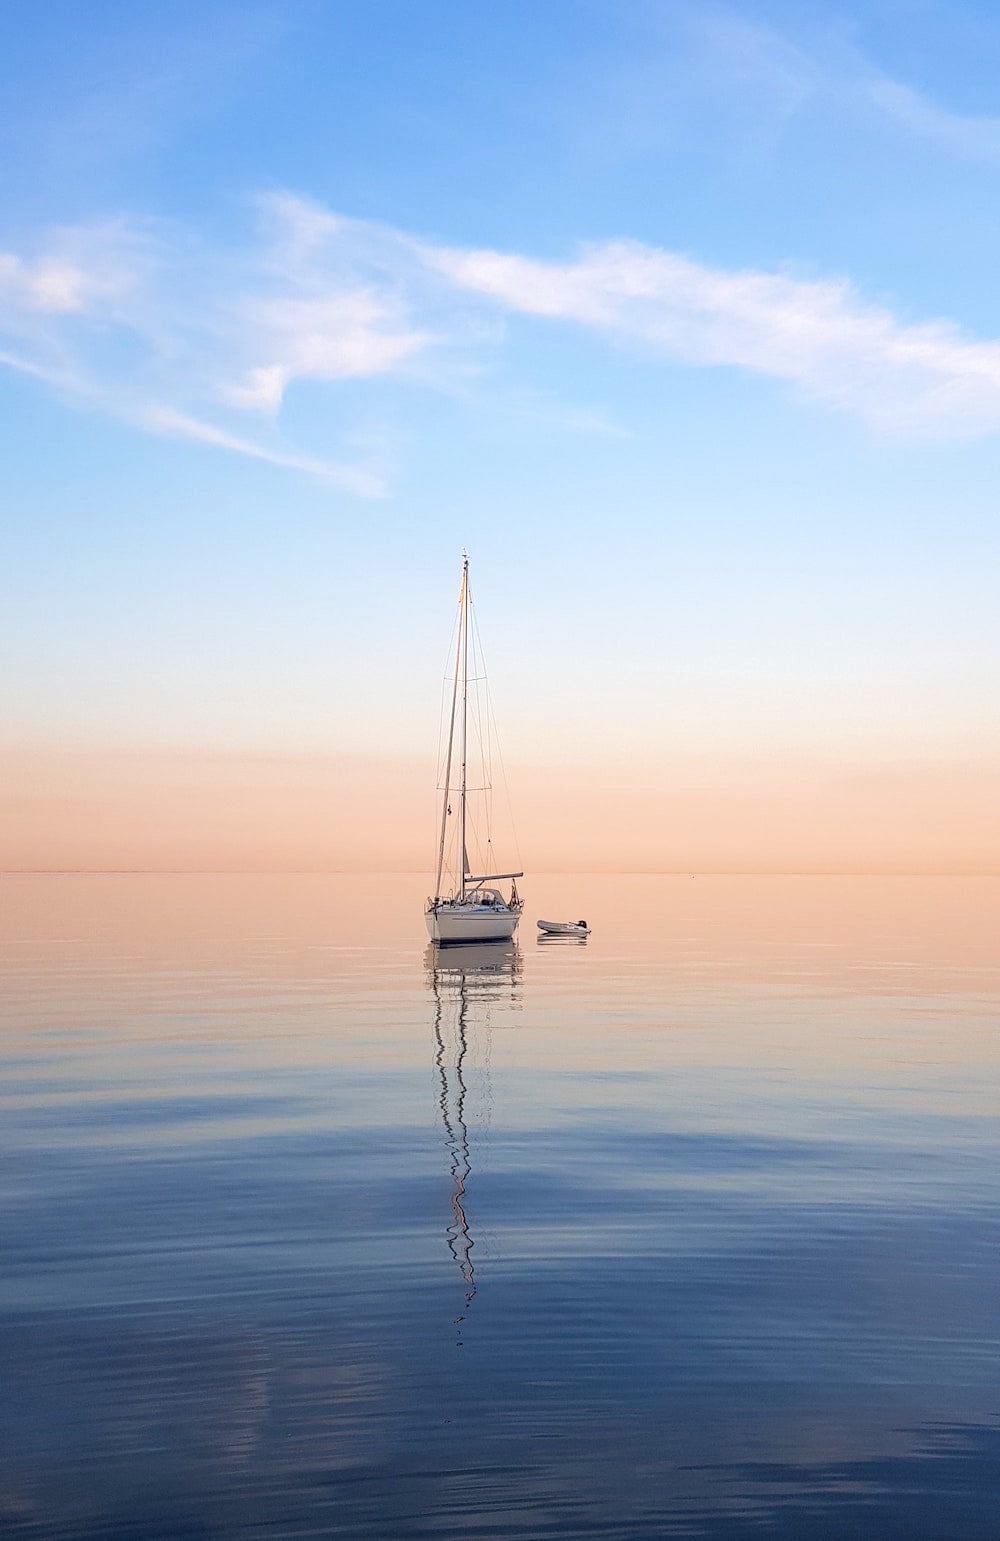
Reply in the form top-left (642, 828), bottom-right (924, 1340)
top-left (537, 919), bottom-right (590, 937)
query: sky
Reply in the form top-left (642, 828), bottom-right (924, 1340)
top-left (2, 0), bottom-right (1000, 872)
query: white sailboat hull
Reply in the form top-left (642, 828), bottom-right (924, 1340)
top-left (426, 904), bottom-right (521, 945)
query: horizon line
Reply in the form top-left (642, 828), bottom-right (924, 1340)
top-left (3, 868), bottom-right (1000, 879)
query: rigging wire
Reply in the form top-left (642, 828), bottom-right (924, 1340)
top-left (433, 587), bottom-right (464, 888)
top-left (466, 589), bottom-right (493, 875)
top-left (471, 591), bottom-right (522, 878)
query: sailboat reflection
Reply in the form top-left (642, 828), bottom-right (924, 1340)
top-left (426, 942), bottom-right (521, 1338)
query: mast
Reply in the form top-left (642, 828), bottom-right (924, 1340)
top-left (459, 552), bottom-right (469, 901)
top-left (434, 557), bottom-right (466, 902)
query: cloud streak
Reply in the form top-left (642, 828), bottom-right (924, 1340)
top-left (0, 220), bottom-right (139, 314)
top-left (665, 5), bottom-right (1000, 168)
top-left (0, 204), bottom-right (401, 494)
top-left (139, 405), bottom-right (384, 495)
top-left (6, 191), bottom-right (1000, 492)
top-left (426, 236), bottom-right (1000, 437)
top-left (867, 76), bottom-right (1000, 163)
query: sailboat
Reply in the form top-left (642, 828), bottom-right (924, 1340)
top-left (425, 555), bottom-right (524, 946)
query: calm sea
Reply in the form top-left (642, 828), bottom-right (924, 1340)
top-left (2, 873), bottom-right (999, 1538)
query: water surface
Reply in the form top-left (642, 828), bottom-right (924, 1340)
top-left (2, 873), bottom-right (999, 1537)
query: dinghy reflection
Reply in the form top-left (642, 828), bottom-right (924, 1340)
top-left (426, 943), bottom-right (521, 1339)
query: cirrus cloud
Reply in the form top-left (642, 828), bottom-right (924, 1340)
top-left (5, 191), bottom-right (1000, 500)
top-left (426, 236), bottom-right (1000, 437)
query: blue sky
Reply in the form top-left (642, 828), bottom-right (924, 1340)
top-left (3, 0), bottom-right (1000, 790)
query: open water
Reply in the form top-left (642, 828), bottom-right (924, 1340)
top-left (2, 873), bottom-right (999, 1538)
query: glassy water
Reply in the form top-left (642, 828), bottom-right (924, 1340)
top-left (2, 873), bottom-right (999, 1538)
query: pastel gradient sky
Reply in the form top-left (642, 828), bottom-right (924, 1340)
top-left (3, 0), bottom-right (1000, 871)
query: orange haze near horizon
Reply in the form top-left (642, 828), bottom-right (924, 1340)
top-left (1, 746), bottom-right (998, 875)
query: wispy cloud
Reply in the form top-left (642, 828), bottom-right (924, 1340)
top-left (0, 219), bottom-right (140, 314)
top-left (0, 347), bottom-right (81, 390)
top-left (0, 202), bottom-right (404, 494)
top-left (225, 288), bottom-right (425, 414)
top-left (672, 3), bottom-right (1000, 168)
top-left (426, 235), bottom-right (1000, 438)
top-left (237, 192), bottom-right (496, 402)
top-left (7, 191), bottom-right (1000, 484)
top-left (138, 405), bottom-right (384, 495)
top-left (866, 76), bottom-right (1000, 163)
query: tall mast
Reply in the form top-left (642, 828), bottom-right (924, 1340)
top-left (459, 552), bottom-right (469, 900)
top-left (434, 558), bottom-right (466, 901)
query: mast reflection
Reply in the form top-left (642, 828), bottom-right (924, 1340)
top-left (426, 942), bottom-right (521, 1339)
